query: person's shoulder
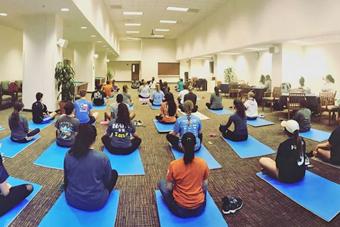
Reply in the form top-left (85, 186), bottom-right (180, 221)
top-left (170, 159), bottom-right (183, 168)
top-left (195, 157), bottom-right (207, 166)
top-left (90, 149), bottom-right (109, 161)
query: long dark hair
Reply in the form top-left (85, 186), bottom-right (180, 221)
top-left (10, 102), bottom-right (24, 128)
top-left (234, 99), bottom-right (246, 119)
top-left (165, 93), bottom-right (177, 116)
top-left (116, 103), bottom-right (131, 126)
top-left (214, 86), bottom-right (220, 96)
top-left (286, 129), bottom-right (304, 161)
top-left (182, 132), bottom-right (196, 165)
top-left (69, 124), bottom-right (97, 158)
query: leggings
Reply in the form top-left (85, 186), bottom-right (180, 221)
top-left (206, 103), bottom-right (223, 110)
top-left (0, 184), bottom-right (33, 217)
top-left (247, 116), bottom-right (257, 120)
top-left (221, 130), bottom-right (248, 142)
top-left (166, 133), bottom-right (202, 152)
top-left (101, 135), bottom-right (142, 155)
top-left (11, 128), bottom-right (40, 143)
top-left (155, 115), bottom-right (176, 124)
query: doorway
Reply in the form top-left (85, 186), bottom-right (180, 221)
top-left (131, 63), bottom-right (140, 81)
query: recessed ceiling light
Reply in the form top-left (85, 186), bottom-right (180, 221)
top-left (125, 23), bottom-right (141, 26)
top-left (152, 34), bottom-right (164, 38)
top-left (155, 28), bottom-right (170, 32)
top-left (81, 26), bottom-right (87, 29)
top-left (123, 11), bottom-right (143, 16)
top-left (94, 54), bottom-right (99, 59)
top-left (106, 59), bottom-right (110, 63)
top-left (91, 35), bottom-right (96, 38)
top-left (160, 20), bottom-right (177, 24)
top-left (126, 31), bottom-right (140, 34)
top-left (166, 6), bottom-right (189, 12)
top-left (60, 8), bottom-right (70, 12)
top-left (0, 12), bottom-right (8, 17)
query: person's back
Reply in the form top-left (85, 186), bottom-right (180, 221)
top-left (210, 93), bottom-right (223, 109)
top-left (276, 137), bottom-right (306, 183)
top-left (9, 115), bottom-right (28, 140)
top-left (294, 108), bottom-right (311, 132)
top-left (92, 90), bottom-right (105, 106)
top-left (167, 157), bottom-right (208, 208)
top-left (174, 115), bottom-right (201, 151)
top-left (107, 120), bottom-right (135, 148)
top-left (74, 99), bottom-right (92, 124)
top-left (184, 92), bottom-right (197, 106)
top-left (102, 83), bottom-right (113, 97)
top-left (55, 115), bottom-right (80, 147)
top-left (178, 80), bottom-right (184, 92)
top-left (32, 101), bottom-right (46, 123)
top-left (122, 92), bottom-right (131, 105)
top-left (179, 89), bottom-right (189, 104)
top-left (64, 149), bottom-right (112, 210)
top-left (152, 90), bottom-right (164, 106)
top-left (244, 99), bottom-right (258, 118)
top-left (230, 113), bottom-right (248, 136)
top-left (139, 85), bottom-right (150, 98)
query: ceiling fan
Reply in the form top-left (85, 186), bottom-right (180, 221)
top-left (138, 29), bottom-right (164, 39)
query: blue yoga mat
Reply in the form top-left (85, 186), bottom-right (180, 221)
top-left (103, 148), bottom-right (145, 175)
top-left (257, 171), bottom-right (340, 222)
top-left (247, 118), bottom-right (274, 127)
top-left (0, 135), bottom-right (41, 158)
top-left (150, 104), bottom-right (161, 110)
top-left (153, 119), bottom-right (174, 133)
top-left (171, 145), bottom-right (222, 169)
top-left (222, 135), bottom-right (274, 158)
top-left (300, 128), bottom-right (331, 142)
top-left (39, 191), bottom-right (120, 227)
top-left (34, 142), bottom-right (69, 170)
top-left (28, 120), bottom-right (55, 130)
top-left (0, 126), bottom-right (5, 131)
top-left (92, 104), bottom-right (107, 111)
top-left (207, 108), bottom-right (233, 116)
top-left (0, 177), bottom-right (42, 227)
top-left (155, 190), bottom-right (228, 227)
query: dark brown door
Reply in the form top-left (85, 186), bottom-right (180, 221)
top-left (131, 63), bottom-right (140, 81)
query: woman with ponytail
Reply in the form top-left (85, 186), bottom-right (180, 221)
top-left (219, 99), bottom-right (248, 141)
top-left (158, 132), bottom-right (209, 217)
top-left (259, 120), bottom-right (306, 183)
top-left (64, 124), bottom-right (118, 210)
top-left (156, 92), bottom-right (177, 124)
top-left (9, 102), bottom-right (40, 143)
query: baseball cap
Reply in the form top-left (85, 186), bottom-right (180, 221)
top-left (281, 120), bottom-right (299, 133)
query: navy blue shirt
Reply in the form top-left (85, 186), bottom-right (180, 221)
top-left (0, 155), bottom-right (9, 184)
top-left (228, 113), bottom-right (248, 136)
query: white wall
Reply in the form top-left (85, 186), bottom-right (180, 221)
top-left (0, 24), bottom-right (23, 81)
top-left (95, 51), bottom-right (107, 78)
top-left (107, 61), bottom-right (140, 82)
top-left (177, 0), bottom-right (340, 59)
top-left (114, 40), bottom-right (141, 61)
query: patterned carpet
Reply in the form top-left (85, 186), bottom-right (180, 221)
top-left (0, 84), bottom-right (339, 227)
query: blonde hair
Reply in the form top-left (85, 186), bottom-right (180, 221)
top-left (248, 91), bottom-right (255, 99)
top-left (183, 100), bottom-right (194, 113)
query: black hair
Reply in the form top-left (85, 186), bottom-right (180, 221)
top-left (96, 84), bottom-right (102, 90)
top-left (234, 99), bottom-right (246, 119)
top-left (79, 90), bottom-right (87, 97)
top-left (123, 85), bottom-right (128, 93)
top-left (214, 86), bottom-right (220, 96)
top-left (165, 93), bottom-right (177, 116)
top-left (116, 94), bottom-right (123, 103)
top-left (64, 101), bottom-right (74, 115)
top-left (182, 132), bottom-right (196, 165)
top-left (69, 124), bottom-right (97, 158)
top-left (116, 103), bottom-right (131, 126)
top-left (106, 81), bottom-right (110, 85)
top-left (10, 102), bottom-right (24, 128)
top-left (36, 92), bottom-right (43, 101)
top-left (300, 99), bottom-right (308, 108)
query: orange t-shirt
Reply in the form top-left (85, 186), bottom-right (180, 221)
top-left (160, 102), bottom-right (176, 123)
top-left (166, 157), bottom-right (209, 209)
top-left (102, 84), bottom-right (113, 97)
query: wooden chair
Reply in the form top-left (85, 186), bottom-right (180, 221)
top-left (319, 91), bottom-right (339, 125)
top-left (262, 87), bottom-right (281, 111)
top-left (229, 83), bottom-right (241, 98)
top-left (219, 83), bottom-right (229, 97)
top-left (287, 92), bottom-right (306, 119)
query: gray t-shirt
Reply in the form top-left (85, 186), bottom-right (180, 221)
top-left (55, 115), bottom-right (80, 147)
top-left (210, 93), bottom-right (223, 109)
top-left (9, 115), bottom-right (29, 140)
top-left (293, 108), bottom-right (311, 132)
top-left (64, 149), bottom-right (113, 210)
top-left (122, 92), bottom-right (131, 105)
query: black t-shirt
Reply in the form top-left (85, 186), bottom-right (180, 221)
top-left (0, 155), bottom-right (9, 184)
top-left (32, 101), bottom-right (47, 123)
top-left (329, 126), bottom-right (340, 164)
top-left (91, 90), bottom-right (105, 106)
top-left (184, 92), bottom-right (197, 106)
top-left (276, 137), bottom-right (306, 183)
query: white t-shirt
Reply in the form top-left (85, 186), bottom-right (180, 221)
top-left (178, 89), bottom-right (189, 104)
top-left (139, 85), bottom-right (151, 98)
top-left (244, 98), bottom-right (258, 118)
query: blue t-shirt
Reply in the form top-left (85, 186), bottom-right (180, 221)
top-left (106, 121), bottom-right (136, 148)
top-left (173, 115), bottom-right (202, 151)
top-left (0, 155), bottom-right (9, 184)
top-left (152, 91), bottom-right (164, 106)
top-left (74, 99), bottom-right (93, 124)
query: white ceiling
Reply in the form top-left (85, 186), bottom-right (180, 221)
top-left (104, 0), bottom-right (226, 39)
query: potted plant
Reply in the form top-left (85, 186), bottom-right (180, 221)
top-left (259, 74), bottom-right (266, 85)
top-left (106, 71), bottom-right (113, 81)
top-left (224, 67), bottom-right (236, 83)
top-left (299, 76), bottom-right (305, 88)
top-left (325, 74), bottom-right (335, 84)
top-left (55, 60), bottom-right (75, 113)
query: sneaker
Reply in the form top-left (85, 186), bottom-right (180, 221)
top-left (305, 156), bottom-right (311, 166)
top-left (222, 196), bottom-right (243, 214)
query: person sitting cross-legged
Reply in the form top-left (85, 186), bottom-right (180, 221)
top-left (156, 93), bottom-right (177, 124)
top-left (74, 90), bottom-right (98, 125)
top-left (150, 84), bottom-right (165, 106)
top-left (32, 92), bottom-right (57, 124)
top-left (206, 86), bottom-right (223, 110)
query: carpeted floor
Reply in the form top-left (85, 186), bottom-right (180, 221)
top-left (1, 84), bottom-right (339, 227)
